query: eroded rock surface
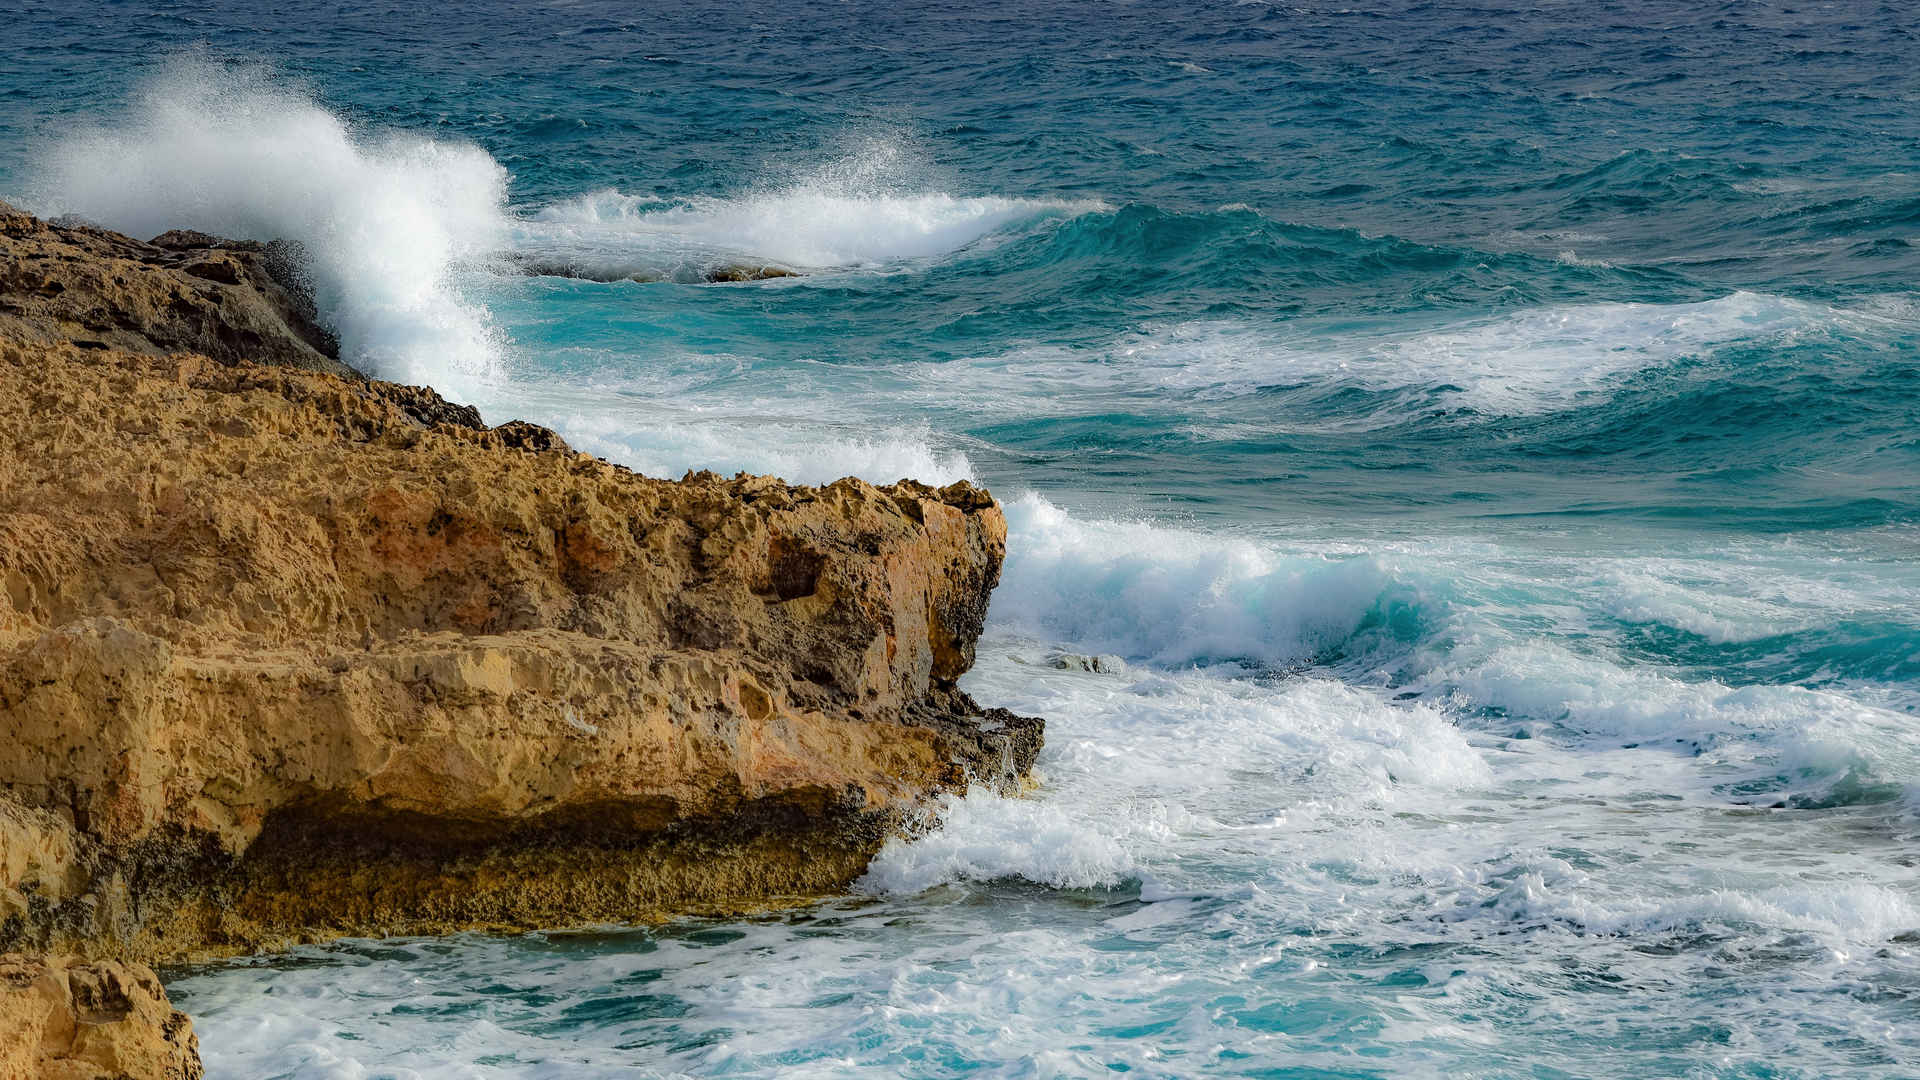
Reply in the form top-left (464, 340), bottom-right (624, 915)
top-left (0, 201), bottom-right (349, 377)
top-left (0, 209), bottom-right (1040, 984)
top-left (0, 953), bottom-right (200, 1080)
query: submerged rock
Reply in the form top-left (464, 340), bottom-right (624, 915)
top-left (704, 264), bottom-right (800, 283)
top-left (1043, 651), bottom-right (1128, 674)
top-left (0, 209), bottom-right (1039, 1074)
top-left (508, 253), bottom-right (801, 285)
top-left (511, 257), bottom-right (666, 284)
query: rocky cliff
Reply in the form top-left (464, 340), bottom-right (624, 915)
top-left (0, 205), bottom-right (1039, 1075)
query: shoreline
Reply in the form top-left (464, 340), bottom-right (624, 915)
top-left (0, 204), bottom-right (1040, 1076)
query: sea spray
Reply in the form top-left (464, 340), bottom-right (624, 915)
top-left (30, 60), bottom-right (510, 398)
top-left (519, 189), bottom-right (1102, 278)
top-left (954, 292), bottom-right (1842, 422)
top-left (15, 1), bottom-right (1920, 1072)
top-left (991, 493), bottom-right (1433, 669)
top-left (517, 127), bottom-right (1104, 274)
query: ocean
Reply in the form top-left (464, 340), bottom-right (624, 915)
top-left (4, 0), bottom-right (1919, 1075)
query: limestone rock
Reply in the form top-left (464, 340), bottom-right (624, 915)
top-left (0, 201), bottom-right (349, 377)
top-left (508, 254), bottom-right (800, 285)
top-left (0, 209), bottom-right (1039, 968)
top-left (0, 954), bottom-right (201, 1080)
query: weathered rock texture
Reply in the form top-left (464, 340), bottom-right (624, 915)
top-left (0, 201), bottom-right (349, 377)
top-left (0, 954), bottom-right (200, 1080)
top-left (0, 205), bottom-right (1038, 1040)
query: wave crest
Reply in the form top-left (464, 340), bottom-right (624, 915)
top-left (28, 59), bottom-right (510, 399)
top-left (520, 186), bottom-right (1101, 278)
top-left (992, 494), bottom-right (1433, 669)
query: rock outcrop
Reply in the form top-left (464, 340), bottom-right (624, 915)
top-left (0, 954), bottom-right (200, 1080)
top-left (703, 264), bottom-right (801, 283)
top-left (0, 209), bottom-right (1038, 1074)
top-left (508, 254), bottom-right (802, 285)
top-left (0, 202), bottom-right (349, 377)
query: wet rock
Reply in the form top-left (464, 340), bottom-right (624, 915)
top-left (148, 229), bottom-right (259, 252)
top-left (512, 258), bottom-right (640, 283)
top-left (0, 208), bottom-right (1041, 970)
top-left (1044, 652), bottom-right (1129, 674)
top-left (511, 254), bottom-right (799, 285)
top-left (0, 202), bottom-right (346, 376)
top-left (491, 418), bottom-right (572, 453)
top-left (704, 264), bottom-right (800, 282)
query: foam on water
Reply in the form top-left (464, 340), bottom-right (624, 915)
top-left (990, 494), bottom-right (1429, 668)
top-left (518, 139), bottom-right (1102, 277)
top-left (523, 186), bottom-right (1098, 276)
top-left (14, 7), bottom-right (1920, 1073)
top-left (860, 637), bottom-right (1496, 897)
top-left (27, 60), bottom-right (511, 398)
top-left (856, 786), bottom-right (1147, 894)
top-left (1595, 567), bottom-right (1807, 644)
top-left (927, 498), bottom-right (1920, 881)
top-left (1442, 638), bottom-right (1920, 787)
top-left (1484, 876), bottom-right (1920, 940)
top-left (934, 292), bottom-right (1847, 423)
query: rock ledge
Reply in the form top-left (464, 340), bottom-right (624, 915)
top-left (0, 208), bottom-right (1040, 1076)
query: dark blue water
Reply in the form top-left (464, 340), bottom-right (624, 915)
top-left (5, 2), bottom-right (1920, 1076)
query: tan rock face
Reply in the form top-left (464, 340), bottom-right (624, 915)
top-left (0, 212), bottom-right (1040, 972)
top-left (0, 200), bottom-right (349, 377)
top-left (0, 954), bottom-right (201, 1080)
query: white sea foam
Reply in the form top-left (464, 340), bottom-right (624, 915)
top-left (1427, 851), bottom-right (1920, 940)
top-left (527, 134), bottom-right (1101, 272)
top-left (1606, 882), bottom-right (1920, 939)
top-left (27, 60), bottom-right (510, 399)
top-left (524, 187), bottom-right (1096, 275)
top-left (848, 498), bottom-right (1920, 916)
top-left (1440, 640), bottom-right (1920, 806)
top-left (927, 292), bottom-right (1844, 423)
top-left (874, 495), bottom-right (1919, 914)
top-left (549, 407), bottom-right (975, 486)
top-left (989, 494), bottom-right (1422, 667)
top-left (861, 643), bottom-right (1491, 897)
top-left (518, 140), bottom-right (1099, 278)
top-left (1595, 567), bottom-right (1804, 643)
top-left (857, 786), bottom-right (1146, 894)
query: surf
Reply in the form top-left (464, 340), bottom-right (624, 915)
top-left (27, 59), bottom-right (512, 400)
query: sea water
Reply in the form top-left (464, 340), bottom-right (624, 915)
top-left (3, 1), bottom-right (1919, 1075)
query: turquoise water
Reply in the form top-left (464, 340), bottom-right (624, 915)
top-left (4, 1), bottom-right (1920, 1075)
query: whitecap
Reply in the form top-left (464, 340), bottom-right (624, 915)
top-left (990, 493), bottom-right (1426, 668)
top-left (516, 136), bottom-right (1102, 279)
top-left (27, 59), bottom-right (510, 400)
top-left (523, 188), bottom-right (1097, 274)
top-left (929, 292), bottom-right (1855, 424)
